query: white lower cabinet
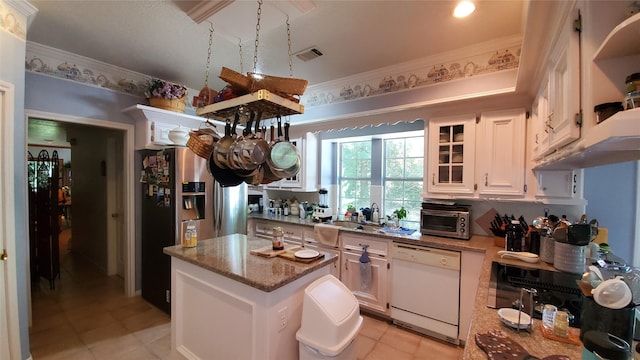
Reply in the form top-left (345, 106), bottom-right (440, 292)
top-left (340, 234), bottom-right (389, 315)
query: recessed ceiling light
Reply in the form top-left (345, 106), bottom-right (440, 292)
top-left (453, 0), bottom-right (476, 18)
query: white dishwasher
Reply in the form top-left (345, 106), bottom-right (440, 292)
top-left (391, 242), bottom-right (461, 344)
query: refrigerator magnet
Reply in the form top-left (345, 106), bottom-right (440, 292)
top-left (164, 194), bottom-right (170, 207)
top-left (149, 155), bottom-right (157, 168)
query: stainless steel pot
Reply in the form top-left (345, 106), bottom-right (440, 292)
top-left (213, 114), bottom-right (238, 169)
top-left (266, 118), bottom-right (301, 179)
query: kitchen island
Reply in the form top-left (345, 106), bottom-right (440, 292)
top-left (163, 234), bottom-right (338, 360)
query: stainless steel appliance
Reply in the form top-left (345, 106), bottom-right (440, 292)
top-left (487, 261), bottom-right (583, 327)
top-left (420, 203), bottom-right (470, 239)
top-left (140, 147), bottom-right (247, 314)
top-left (391, 242), bottom-right (461, 344)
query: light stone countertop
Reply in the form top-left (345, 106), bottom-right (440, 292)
top-left (163, 233), bottom-right (337, 292)
top-left (462, 245), bottom-right (582, 360)
top-left (251, 214), bottom-right (583, 359)
top-left (249, 213), bottom-right (488, 254)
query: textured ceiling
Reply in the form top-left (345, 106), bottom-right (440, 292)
top-left (26, 0), bottom-right (526, 92)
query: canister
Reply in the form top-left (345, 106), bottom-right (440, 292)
top-left (272, 226), bottom-right (284, 250)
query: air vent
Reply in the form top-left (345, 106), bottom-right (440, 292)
top-left (295, 47), bottom-right (323, 62)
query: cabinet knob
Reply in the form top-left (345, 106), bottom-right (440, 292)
top-left (432, 173), bottom-right (435, 186)
top-left (1, 250), bottom-right (7, 261)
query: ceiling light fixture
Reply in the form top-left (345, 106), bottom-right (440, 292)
top-left (453, 0), bottom-right (476, 18)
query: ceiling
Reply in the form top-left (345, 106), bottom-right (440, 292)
top-left (26, 0), bottom-right (528, 93)
top-left (25, 0), bottom-right (549, 147)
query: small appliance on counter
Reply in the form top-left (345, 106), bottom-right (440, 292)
top-left (420, 201), bottom-right (470, 239)
top-left (313, 188), bottom-right (333, 222)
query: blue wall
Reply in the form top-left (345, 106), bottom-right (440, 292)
top-left (584, 161), bottom-right (639, 263)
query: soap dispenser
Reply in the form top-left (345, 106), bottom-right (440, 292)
top-left (372, 208), bottom-right (379, 224)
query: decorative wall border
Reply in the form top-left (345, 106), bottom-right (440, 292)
top-left (26, 34), bottom-right (521, 114)
top-left (0, 0), bottom-right (35, 40)
top-left (25, 41), bottom-right (199, 105)
top-left (302, 37), bottom-right (521, 108)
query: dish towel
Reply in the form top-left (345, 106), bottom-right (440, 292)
top-left (313, 224), bottom-right (340, 247)
top-left (360, 245), bottom-right (372, 290)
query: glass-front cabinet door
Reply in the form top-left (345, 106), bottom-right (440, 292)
top-left (426, 115), bottom-right (476, 195)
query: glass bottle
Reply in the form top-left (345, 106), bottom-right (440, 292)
top-left (542, 304), bottom-right (557, 330)
top-left (272, 226), bottom-right (284, 250)
top-left (553, 310), bottom-right (569, 337)
top-left (505, 220), bottom-right (523, 252)
top-left (184, 220), bottom-right (197, 248)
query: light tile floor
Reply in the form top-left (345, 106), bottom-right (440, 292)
top-left (29, 227), bottom-right (463, 359)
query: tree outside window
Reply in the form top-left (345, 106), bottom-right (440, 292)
top-left (383, 137), bottom-right (423, 228)
top-left (339, 141), bottom-right (371, 213)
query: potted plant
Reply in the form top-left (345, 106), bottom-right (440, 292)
top-left (146, 78), bottom-right (188, 113)
top-left (391, 206), bottom-right (407, 227)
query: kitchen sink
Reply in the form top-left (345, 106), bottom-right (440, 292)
top-left (331, 221), bottom-right (383, 232)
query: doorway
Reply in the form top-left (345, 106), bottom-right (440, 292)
top-left (25, 110), bottom-right (136, 305)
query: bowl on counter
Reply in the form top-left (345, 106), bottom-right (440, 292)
top-left (497, 308), bottom-right (531, 329)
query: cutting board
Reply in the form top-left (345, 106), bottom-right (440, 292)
top-left (250, 244), bottom-right (301, 258)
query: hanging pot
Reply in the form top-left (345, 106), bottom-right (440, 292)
top-left (213, 114), bottom-right (239, 169)
top-left (265, 117), bottom-right (301, 179)
top-left (207, 151), bottom-right (245, 187)
top-left (228, 111), bottom-right (255, 171)
top-left (261, 125), bottom-right (281, 184)
top-left (244, 164), bottom-right (265, 185)
top-left (268, 119), bottom-right (301, 178)
top-left (229, 111), bottom-right (269, 172)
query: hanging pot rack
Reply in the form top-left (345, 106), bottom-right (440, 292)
top-left (196, 89), bottom-right (303, 120)
top-left (195, 0), bottom-right (305, 121)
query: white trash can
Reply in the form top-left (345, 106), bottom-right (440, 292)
top-left (296, 275), bottom-right (363, 359)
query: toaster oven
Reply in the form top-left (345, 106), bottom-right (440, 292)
top-left (420, 203), bottom-right (470, 240)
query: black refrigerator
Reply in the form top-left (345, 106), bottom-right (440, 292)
top-left (140, 147), bottom-right (247, 314)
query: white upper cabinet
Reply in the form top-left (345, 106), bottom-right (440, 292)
top-left (426, 115), bottom-right (477, 196)
top-left (531, 83), bottom-right (550, 161)
top-left (265, 133), bottom-right (318, 191)
top-left (545, 6), bottom-right (581, 155)
top-left (476, 109), bottom-right (526, 197)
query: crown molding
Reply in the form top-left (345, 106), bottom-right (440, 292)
top-left (302, 35), bottom-right (522, 109)
top-left (1, 0), bottom-right (37, 40)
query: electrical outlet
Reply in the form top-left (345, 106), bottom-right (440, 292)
top-left (278, 307), bottom-right (287, 332)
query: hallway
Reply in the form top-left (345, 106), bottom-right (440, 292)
top-left (29, 227), bottom-right (463, 359)
top-left (29, 226), bottom-right (174, 359)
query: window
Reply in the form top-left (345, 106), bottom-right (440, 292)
top-left (338, 141), bottom-right (371, 212)
top-left (336, 133), bottom-right (423, 229)
top-left (383, 137), bottom-right (424, 228)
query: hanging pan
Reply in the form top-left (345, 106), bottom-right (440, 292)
top-left (212, 115), bottom-right (237, 169)
top-left (261, 124), bottom-right (281, 184)
top-left (207, 151), bottom-right (245, 187)
top-left (267, 117), bottom-right (301, 179)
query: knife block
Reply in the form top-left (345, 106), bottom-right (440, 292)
top-left (494, 236), bottom-right (505, 248)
